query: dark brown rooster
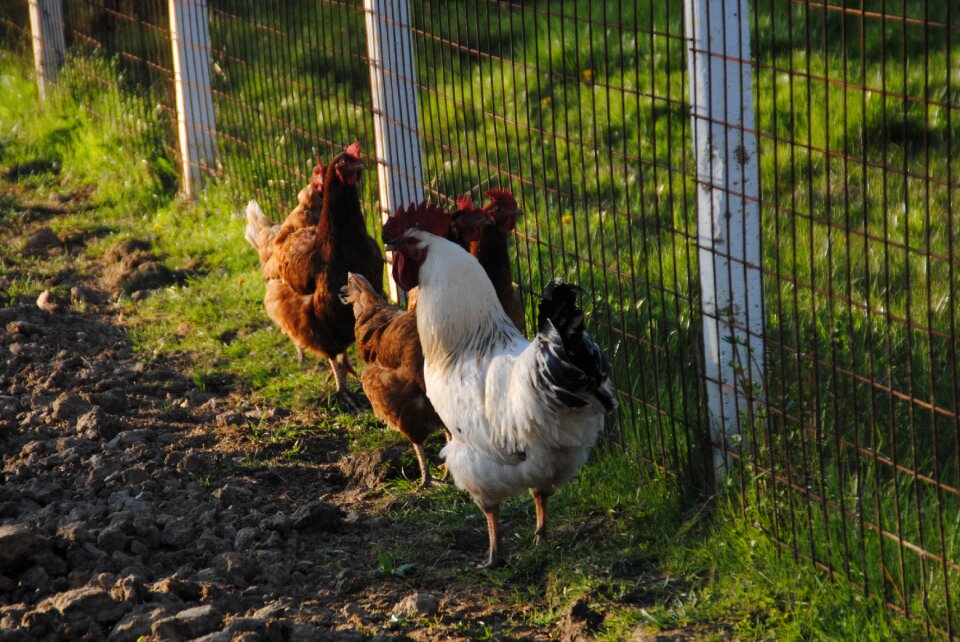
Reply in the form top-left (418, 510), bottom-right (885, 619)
top-left (340, 272), bottom-right (445, 487)
top-left (257, 142), bottom-right (384, 406)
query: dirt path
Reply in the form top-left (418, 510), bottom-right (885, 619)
top-left (0, 185), bottom-right (604, 641)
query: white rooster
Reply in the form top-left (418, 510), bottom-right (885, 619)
top-left (382, 201), bottom-right (616, 567)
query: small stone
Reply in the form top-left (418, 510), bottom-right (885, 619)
top-left (97, 525), bottom-right (129, 553)
top-left (178, 450), bottom-right (211, 474)
top-left (36, 289), bottom-right (66, 313)
top-left (234, 526), bottom-right (260, 550)
top-left (0, 603), bottom-right (28, 630)
top-left (76, 407), bottom-right (125, 440)
top-left (215, 552), bottom-right (257, 582)
top-left (19, 565), bottom-right (50, 592)
top-left (259, 512), bottom-right (291, 533)
top-left (159, 516), bottom-right (194, 548)
top-left (225, 616), bottom-right (266, 635)
top-left (115, 574), bottom-right (146, 603)
top-left (30, 548), bottom-right (68, 576)
top-left (289, 622), bottom-right (320, 641)
top-left (90, 391), bottom-right (127, 413)
top-left (391, 592), bottom-right (440, 619)
top-left (0, 523), bottom-right (45, 572)
top-left (290, 501), bottom-right (344, 531)
top-left (108, 607), bottom-right (166, 642)
top-left (48, 585), bottom-right (127, 625)
top-left (150, 576), bottom-right (201, 602)
top-left (152, 604), bottom-right (222, 641)
top-left (121, 467), bottom-right (150, 486)
top-left (52, 392), bottom-right (92, 421)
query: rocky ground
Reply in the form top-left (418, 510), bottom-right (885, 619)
top-left (0, 187), bottom-right (629, 641)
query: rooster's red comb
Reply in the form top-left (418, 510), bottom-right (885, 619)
top-left (382, 200), bottom-right (450, 243)
top-left (456, 194), bottom-right (476, 211)
top-left (485, 188), bottom-right (518, 209)
top-left (344, 141), bottom-right (361, 158)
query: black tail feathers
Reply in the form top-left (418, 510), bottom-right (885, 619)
top-left (537, 279), bottom-right (615, 411)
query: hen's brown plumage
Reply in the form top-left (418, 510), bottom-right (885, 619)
top-left (341, 273), bottom-right (444, 486)
top-left (245, 162), bottom-right (324, 283)
top-left (255, 143), bottom-right (384, 405)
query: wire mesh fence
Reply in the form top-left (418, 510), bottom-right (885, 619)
top-left (3, 0), bottom-right (958, 637)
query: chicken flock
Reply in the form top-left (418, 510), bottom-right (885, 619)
top-left (244, 142), bottom-right (615, 568)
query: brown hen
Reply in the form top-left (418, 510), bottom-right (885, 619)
top-left (340, 272), bottom-right (444, 487)
top-left (252, 142), bottom-right (384, 406)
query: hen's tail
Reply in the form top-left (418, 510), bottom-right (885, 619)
top-left (244, 200), bottom-right (275, 251)
top-left (537, 279), bottom-right (616, 411)
top-left (244, 200), bottom-right (282, 280)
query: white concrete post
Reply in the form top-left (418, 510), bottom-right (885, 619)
top-left (168, 0), bottom-right (218, 198)
top-left (684, 0), bottom-right (765, 480)
top-left (364, 0), bottom-right (424, 303)
top-left (28, 0), bottom-right (66, 100)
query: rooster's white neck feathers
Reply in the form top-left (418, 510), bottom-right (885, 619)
top-left (409, 231), bottom-right (521, 370)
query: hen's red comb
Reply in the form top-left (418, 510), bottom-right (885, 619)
top-left (485, 188), bottom-right (518, 209)
top-left (382, 200), bottom-right (450, 242)
top-left (344, 141), bottom-right (361, 158)
top-left (456, 194), bottom-right (476, 211)
top-left (310, 158), bottom-right (325, 189)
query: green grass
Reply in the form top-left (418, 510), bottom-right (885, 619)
top-left (2, 0), bottom-right (959, 635)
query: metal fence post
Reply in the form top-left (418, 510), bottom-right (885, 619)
top-left (168, 0), bottom-right (217, 198)
top-left (363, 0), bottom-right (424, 303)
top-left (684, 0), bottom-right (765, 481)
top-left (28, 0), bottom-right (65, 100)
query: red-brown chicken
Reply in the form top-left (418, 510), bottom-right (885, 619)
top-left (340, 272), bottom-right (445, 487)
top-left (250, 142), bottom-right (384, 406)
top-left (245, 161), bottom-right (326, 365)
top-left (452, 190), bottom-right (525, 332)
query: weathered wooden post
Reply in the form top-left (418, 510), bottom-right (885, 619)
top-left (684, 0), bottom-right (765, 480)
top-left (168, 0), bottom-right (218, 197)
top-left (28, 0), bottom-right (66, 100)
top-left (363, 0), bottom-right (424, 303)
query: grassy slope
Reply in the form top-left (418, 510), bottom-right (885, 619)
top-left (0, 50), bottom-right (940, 640)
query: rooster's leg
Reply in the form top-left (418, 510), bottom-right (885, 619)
top-left (328, 358), bottom-right (359, 409)
top-left (531, 490), bottom-right (549, 546)
top-left (479, 506), bottom-right (501, 569)
top-left (412, 442), bottom-right (431, 488)
top-left (296, 346), bottom-right (305, 365)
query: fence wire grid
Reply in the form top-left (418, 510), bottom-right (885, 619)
top-left (2, 0), bottom-right (959, 637)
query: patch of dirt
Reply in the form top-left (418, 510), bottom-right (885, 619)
top-left (99, 239), bottom-right (200, 296)
top-left (339, 442), bottom-right (407, 489)
top-left (0, 185), bottom-right (570, 641)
